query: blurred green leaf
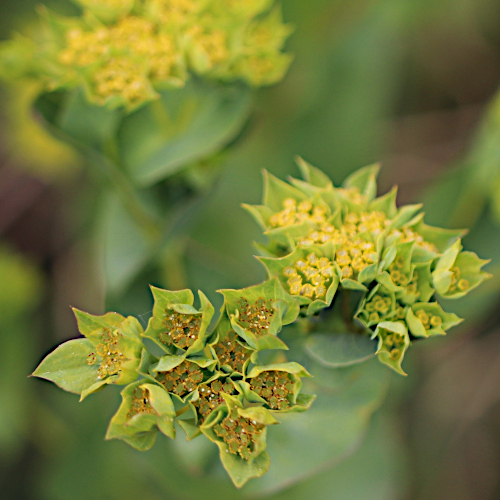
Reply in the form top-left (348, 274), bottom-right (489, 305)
top-left (118, 80), bottom-right (252, 186)
top-left (268, 412), bottom-right (408, 500)
top-left (99, 191), bottom-right (156, 294)
top-left (305, 332), bottom-right (377, 368)
top-left (34, 89), bottom-right (121, 150)
top-left (56, 89), bottom-right (122, 149)
top-left (244, 358), bottom-right (389, 495)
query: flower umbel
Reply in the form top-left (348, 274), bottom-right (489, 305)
top-left (0, 0), bottom-right (293, 110)
top-left (246, 158), bottom-right (491, 374)
top-left (32, 157), bottom-right (489, 487)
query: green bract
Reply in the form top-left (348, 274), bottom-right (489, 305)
top-left (33, 309), bottom-right (143, 400)
top-left (200, 393), bottom-right (278, 487)
top-left (372, 321), bottom-right (410, 376)
top-left (32, 158), bottom-right (490, 486)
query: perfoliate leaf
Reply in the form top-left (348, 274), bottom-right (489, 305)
top-left (432, 243), bottom-right (491, 299)
top-left (368, 186), bottom-right (398, 218)
top-left (72, 308), bottom-right (125, 343)
top-left (390, 204), bottom-right (422, 229)
top-left (409, 302), bottom-right (462, 337)
top-left (305, 333), bottom-right (377, 368)
top-left (410, 218), bottom-right (466, 254)
top-left (241, 204), bottom-right (274, 232)
top-left (219, 449), bottom-right (271, 489)
top-left (263, 170), bottom-right (309, 212)
top-left (71, 308), bottom-right (143, 386)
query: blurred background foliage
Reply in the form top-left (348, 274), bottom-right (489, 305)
top-left (1, 0), bottom-right (500, 498)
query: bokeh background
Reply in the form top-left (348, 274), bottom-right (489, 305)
top-left (1, 0), bottom-right (500, 499)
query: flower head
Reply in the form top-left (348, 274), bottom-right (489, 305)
top-left (245, 158), bottom-right (491, 374)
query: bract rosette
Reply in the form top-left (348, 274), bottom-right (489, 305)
top-left (106, 380), bottom-right (176, 450)
top-left (218, 277), bottom-right (299, 350)
top-left (143, 287), bottom-right (214, 356)
top-left (200, 393), bottom-right (278, 487)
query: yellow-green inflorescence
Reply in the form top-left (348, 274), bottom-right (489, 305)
top-left (0, 0), bottom-right (292, 110)
top-left (34, 279), bottom-right (314, 487)
top-left (245, 158), bottom-right (491, 375)
top-left (32, 158), bottom-right (490, 487)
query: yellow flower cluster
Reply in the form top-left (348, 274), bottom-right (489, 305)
top-left (449, 266), bottom-right (470, 292)
top-left (297, 211), bottom-right (384, 278)
top-left (394, 226), bottom-right (438, 253)
top-left (336, 186), bottom-right (367, 205)
top-left (364, 294), bottom-right (391, 323)
top-left (127, 386), bottom-right (157, 419)
top-left (283, 252), bottom-right (335, 299)
top-left (415, 309), bottom-right (443, 330)
top-left (156, 360), bottom-right (204, 397)
top-left (193, 379), bottom-right (236, 421)
top-left (237, 297), bottom-right (274, 337)
top-left (151, 0), bottom-right (200, 26)
top-left (87, 328), bottom-right (125, 379)
top-left (213, 330), bottom-right (252, 372)
top-left (58, 15), bottom-right (177, 105)
top-left (213, 407), bottom-right (264, 460)
top-left (249, 371), bottom-right (294, 410)
top-left (388, 257), bottom-right (409, 286)
top-left (7, 0), bottom-right (292, 109)
top-left (269, 198), bottom-right (328, 228)
top-left (380, 329), bottom-right (406, 361)
top-left (364, 293), bottom-right (406, 324)
top-left (159, 308), bottom-right (201, 349)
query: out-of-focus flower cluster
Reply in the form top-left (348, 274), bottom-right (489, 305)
top-left (0, 0), bottom-right (292, 110)
top-left (244, 158), bottom-right (491, 374)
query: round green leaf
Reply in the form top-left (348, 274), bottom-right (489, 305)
top-left (305, 332), bottom-right (376, 368)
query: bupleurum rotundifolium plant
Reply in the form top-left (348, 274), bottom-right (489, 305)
top-left (1, 0), bottom-right (291, 110)
top-left (33, 159), bottom-right (491, 487)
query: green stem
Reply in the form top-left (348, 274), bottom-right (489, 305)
top-left (151, 97), bottom-right (173, 136)
top-left (99, 140), bottom-right (161, 241)
top-left (161, 238), bottom-right (188, 290)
